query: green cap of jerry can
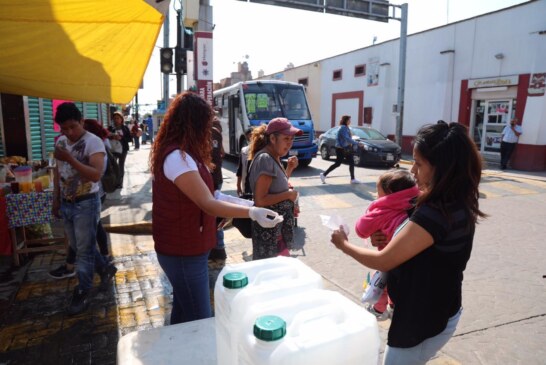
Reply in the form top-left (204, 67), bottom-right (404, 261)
top-left (222, 272), bottom-right (249, 289)
top-left (253, 315), bottom-right (286, 342)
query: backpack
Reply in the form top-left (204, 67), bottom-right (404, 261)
top-left (101, 148), bottom-right (121, 193)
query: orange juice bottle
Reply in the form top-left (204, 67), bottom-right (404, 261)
top-left (20, 181), bottom-right (33, 193)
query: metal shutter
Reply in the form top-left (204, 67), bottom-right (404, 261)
top-left (27, 97), bottom-right (42, 160)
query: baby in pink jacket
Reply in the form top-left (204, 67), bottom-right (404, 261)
top-left (355, 169), bottom-right (420, 318)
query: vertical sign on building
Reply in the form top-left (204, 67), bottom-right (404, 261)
top-left (194, 31), bottom-right (213, 105)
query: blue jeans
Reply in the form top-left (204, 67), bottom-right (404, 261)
top-left (157, 251), bottom-right (212, 325)
top-left (61, 194), bottom-right (107, 291)
top-left (216, 229), bottom-right (225, 249)
top-left (383, 308), bottom-right (463, 365)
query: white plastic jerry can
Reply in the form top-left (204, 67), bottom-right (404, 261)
top-left (214, 257), bottom-right (324, 365)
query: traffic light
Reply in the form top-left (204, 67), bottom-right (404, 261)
top-left (175, 48), bottom-right (187, 74)
top-left (160, 48), bottom-right (173, 74)
top-left (184, 28), bottom-right (193, 51)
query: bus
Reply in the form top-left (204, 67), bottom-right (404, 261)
top-left (213, 80), bottom-right (318, 167)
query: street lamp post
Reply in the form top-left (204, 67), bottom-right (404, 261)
top-left (394, 3), bottom-right (408, 147)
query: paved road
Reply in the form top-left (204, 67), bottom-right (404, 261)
top-left (1, 144), bottom-right (545, 364)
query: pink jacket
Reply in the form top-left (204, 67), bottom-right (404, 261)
top-left (355, 186), bottom-right (420, 242)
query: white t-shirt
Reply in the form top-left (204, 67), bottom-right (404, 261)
top-left (164, 149), bottom-right (198, 182)
top-left (56, 131), bottom-right (105, 200)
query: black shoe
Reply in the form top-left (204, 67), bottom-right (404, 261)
top-left (48, 264), bottom-right (76, 280)
top-left (67, 286), bottom-right (90, 315)
top-left (208, 248), bottom-right (227, 261)
top-left (99, 264), bottom-right (118, 291)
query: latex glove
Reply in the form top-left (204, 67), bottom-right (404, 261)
top-left (249, 207), bottom-right (284, 228)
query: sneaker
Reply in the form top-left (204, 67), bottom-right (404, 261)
top-left (48, 264), bottom-right (76, 280)
top-left (319, 173), bottom-right (326, 184)
top-left (99, 264), bottom-right (118, 291)
top-left (208, 248), bottom-right (227, 261)
top-left (364, 302), bottom-right (385, 319)
top-left (67, 286), bottom-right (90, 315)
top-left (350, 178), bottom-right (363, 184)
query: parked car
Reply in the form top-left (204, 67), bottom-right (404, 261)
top-left (318, 126), bottom-right (401, 167)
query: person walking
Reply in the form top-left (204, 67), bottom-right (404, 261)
top-left (150, 92), bottom-right (282, 325)
top-left (236, 128), bottom-right (254, 197)
top-left (131, 120), bottom-right (141, 150)
top-left (319, 115), bottom-right (363, 184)
top-left (331, 122), bottom-right (486, 364)
top-left (49, 119), bottom-right (116, 280)
top-left (108, 111), bottom-right (132, 189)
top-left (500, 117), bottom-right (522, 170)
top-left (52, 103), bottom-right (116, 315)
top-left (248, 118), bottom-right (300, 260)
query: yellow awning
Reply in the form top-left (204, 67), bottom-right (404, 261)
top-left (0, 0), bottom-right (169, 104)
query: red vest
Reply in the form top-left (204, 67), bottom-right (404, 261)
top-left (152, 146), bottom-right (216, 256)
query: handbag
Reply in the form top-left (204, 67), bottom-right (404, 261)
top-left (232, 194), bottom-right (253, 238)
top-left (232, 159), bottom-right (255, 238)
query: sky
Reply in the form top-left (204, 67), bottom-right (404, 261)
top-left (135, 0), bottom-right (528, 114)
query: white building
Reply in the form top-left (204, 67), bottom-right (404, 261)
top-left (259, 1), bottom-right (546, 171)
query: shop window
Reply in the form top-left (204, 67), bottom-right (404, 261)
top-left (355, 64), bottom-right (366, 77)
top-left (333, 69), bottom-right (342, 81)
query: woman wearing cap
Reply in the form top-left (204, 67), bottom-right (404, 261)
top-left (150, 92), bottom-right (282, 324)
top-left (248, 118), bottom-right (301, 260)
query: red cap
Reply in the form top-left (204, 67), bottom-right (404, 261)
top-left (265, 118), bottom-right (303, 136)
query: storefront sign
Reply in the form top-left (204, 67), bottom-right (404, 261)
top-left (528, 73), bottom-right (545, 96)
top-left (468, 75), bottom-right (519, 89)
top-left (195, 31), bottom-right (213, 105)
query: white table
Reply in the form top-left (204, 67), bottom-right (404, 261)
top-left (117, 317), bottom-right (217, 365)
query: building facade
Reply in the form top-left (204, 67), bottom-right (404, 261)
top-left (259, 1), bottom-right (546, 171)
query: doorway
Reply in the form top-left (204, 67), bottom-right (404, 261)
top-left (472, 99), bottom-right (514, 155)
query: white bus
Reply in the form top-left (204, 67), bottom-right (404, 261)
top-left (213, 80), bottom-right (318, 167)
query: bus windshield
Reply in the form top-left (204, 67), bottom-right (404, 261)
top-left (242, 83), bottom-right (311, 120)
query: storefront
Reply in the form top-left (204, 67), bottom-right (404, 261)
top-left (0, 93), bottom-right (111, 162)
top-left (468, 75), bottom-right (519, 160)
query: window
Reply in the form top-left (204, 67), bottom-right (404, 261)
top-left (355, 64), bottom-right (366, 77)
top-left (364, 107), bottom-right (373, 124)
top-left (333, 69), bottom-right (342, 81)
top-left (298, 78), bottom-right (308, 87)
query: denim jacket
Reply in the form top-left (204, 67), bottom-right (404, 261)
top-left (335, 125), bottom-right (358, 149)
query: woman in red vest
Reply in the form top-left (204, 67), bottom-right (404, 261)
top-left (150, 92), bottom-right (282, 325)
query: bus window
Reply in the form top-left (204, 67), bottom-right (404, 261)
top-left (282, 90), bottom-right (309, 119)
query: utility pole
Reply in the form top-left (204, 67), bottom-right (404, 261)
top-left (163, 10), bottom-right (170, 111)
top-left (394, 3), bottom-right (408, 147)
top-left (176, 7), bottom-right (184, 94)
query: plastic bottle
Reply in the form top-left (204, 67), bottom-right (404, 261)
top-left (214, 257), bottom-right (323, 365)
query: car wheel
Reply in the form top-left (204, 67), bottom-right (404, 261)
top-left (353, 153), bottom-right (362, 166)
top-left (298, 158), bottom-right (311, 168)
top-left (320, 145), bottom-right (330, 160)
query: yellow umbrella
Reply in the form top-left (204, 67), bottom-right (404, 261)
top-left (0, 0), bottom-right (169, 103)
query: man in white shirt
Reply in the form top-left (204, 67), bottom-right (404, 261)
top-left (500, 118), bottom-right (522, 170)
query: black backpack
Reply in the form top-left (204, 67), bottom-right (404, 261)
top-left (101, 148), bottom-right (121, 193)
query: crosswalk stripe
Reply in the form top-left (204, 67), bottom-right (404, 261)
top-left (486, 181), bottom-right (539, 196)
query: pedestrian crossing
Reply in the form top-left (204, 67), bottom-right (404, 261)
top-left (295, 173), bottom-right (546, 211)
